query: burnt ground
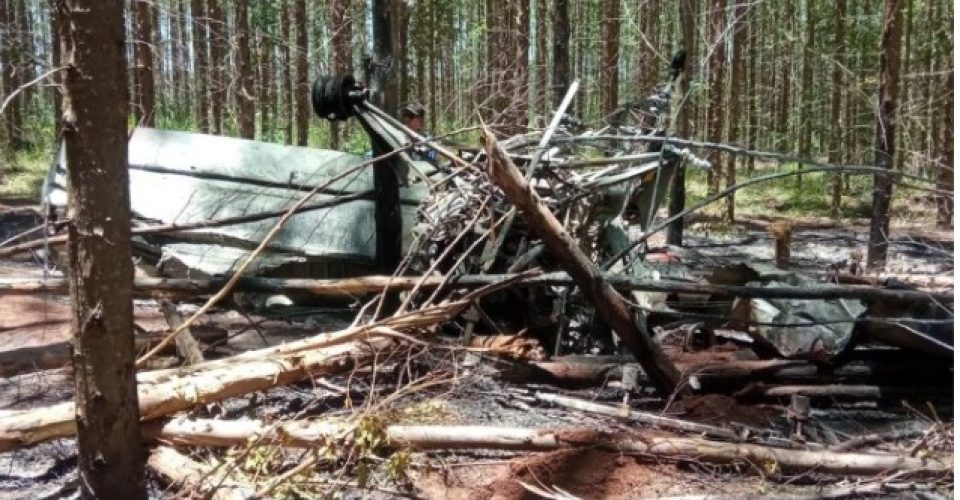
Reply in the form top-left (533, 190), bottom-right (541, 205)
top-left (0, 207), bottom-right (953, 499)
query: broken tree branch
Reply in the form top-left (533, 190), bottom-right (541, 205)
top-left (149, 420), bottom-right (951, 477)
top-left (1, 272), bottom-right (950, 304)
top-left (484, 127), bottom-right (689, 393)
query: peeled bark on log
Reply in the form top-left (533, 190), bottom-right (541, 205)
top-left (483, 129), bottom-right (682, 393)
top-left (149, 419), bottom-right (951, 477)
top-left (0, 326), bottom-right (226, 377)
top-left (0, 293), bottom-right (484, 451)
top-left (495, 359), bottom-right (625, 387)
top-left (148, 445), bottom-right (254, 500)
top-left (0, 334), bottom-right (396, 451)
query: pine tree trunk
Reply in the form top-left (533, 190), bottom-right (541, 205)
top-left (207, 0), bottom-right (224, 134)
top-left (552, 0), bottom-right (569, 107)
top-left (797, 0), bottom-right (814, 187)
top-left (132, 0), bottom-right (155, 126)
top-left (329, 0), bottom-right (352, 148)
top-left (280, 0), bottom-right (293, 144)
top-left (175, 0), bottom-right (190, 111)
top-left (867, 0), bottom-right (904, 269)
top-left (58, 0), bottom-right (146, 496)
top-left (600, 0), bottom-right (620, 115)
top-left (235, 0), bottom-right (254, 138)
top-left (190, 0), bottom-right (209, 132)
top-left (705, 0), bottom-right (725, 194)
top-left (745, 8), bottom-right (757, 174)
top-left (935, 38), bottom-right (953, 228)
top-left (535, 0), bottom-right (547, 118)
top-left (666, 0), bottom-right (696, 246)
top-left (724, 2), bottom-right (746, 223)
top-left (50, 0), bottom-right (64, 136)
top-left (293, 0), bottom-right (308, 146)
top-left (776, 2), bottom-right (792, 151)
top-left (828, 0), bottom-right (847, 218)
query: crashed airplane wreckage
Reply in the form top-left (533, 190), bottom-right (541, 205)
top-left (23, 52), bottom-right (953, 389)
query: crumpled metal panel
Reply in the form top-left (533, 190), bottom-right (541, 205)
top-left (45, 128), bottom-right (426, 278)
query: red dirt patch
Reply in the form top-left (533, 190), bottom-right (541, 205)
top-left (668, 393), bottom-right (776, 427)
top-left (416, 449), bottom-right (684, 499)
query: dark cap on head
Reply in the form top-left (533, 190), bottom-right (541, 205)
top-left (401, 101), bottom-right (426, 118)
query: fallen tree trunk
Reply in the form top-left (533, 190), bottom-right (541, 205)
top-left (0, 326), bottom-right (226, 377)
top-left (0, 333), bottom-right (396, 451)
top-left (147, 445), bottom-right (254, 500)
top-left (0, 288), bottom-right (491, 451)
top-left (1, 272), bottom-right (949, 303)
top-left (149, 419), bottom-right (951, 477)
top-left (484, 129), bottom-right (682, 393)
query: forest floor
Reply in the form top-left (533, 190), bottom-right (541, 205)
top-left (0, 200), bottom-right (952, 499)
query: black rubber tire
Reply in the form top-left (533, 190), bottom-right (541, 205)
top-left (311, 74), bottom-right (358, 121)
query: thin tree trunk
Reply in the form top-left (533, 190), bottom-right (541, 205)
top-left (58, 0), bottom-right (146, 496)
top-left (207, 0), bottom-right (224, 134)
top-left (935, 39), bottom-right (953, 228)
top-left (600, 0), bottom-right (620, 116)
top-left (133, 0), bottom-right (155, 126)
top-left (534, 0), bottom-right (547, 118)
top-left (829, 0), bottom-right (847, 218)
top-left (329, 0), bottom-right (352, 148)
top-left (776, 2), bottom-right (792, 151)
top-left (745, 6), bottom-right (757, 175)
top-left (797, 0), bottom-right (814, 187)
top-left (280, 0), bottom-right (293, 144)
top-left (724, 2), bottom-right (746, 223)
top-left (666, 0), bottom-right (696, 246)
top-left (190, 0), bottom-right (209, 132)
top-left (235, 0), bottom-right (254, 138)
top-left (866, 0), bottom-right (904, 269)
top-left (705, 0), bottom-right (725, 194)
top-left (293, 0), bottom-right (308, 146)
top-left (552, 0), bottom-right (570, 107)
top-left (50, 0), bottom-right (64, 137)
top-left (0, 0), bottom-right (20, 146)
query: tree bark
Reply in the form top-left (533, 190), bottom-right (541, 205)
top-left (280, 0), bottom-right (293, 144)
top-left (552, 0), bottom-right (570, 108)
top-left (50, 0), bottom-right (64, 136)
top-left (329, 0), bottom-right (352, 149)
top-left (866, 0), bottom-right (904, 269)
top-left (150, 421), bottom-right (951, 477)
top-left (293, 0), bottom-right (308, 146)
top-left (235, 0), bottom-right (254, 138)
top-left (796, 0), bottom-right (815, 185)
top-left (483, 130), bottom-right (682, 394)
top-left (600, 0), bottom-right (620, 116)
top-left (132, 0), bottom-right (155, 126)
top-left (723, 3), bottom-right (746, 223)
top-left (705, 0), bottom-right (725, 194)
top-left (935, 38), bottom-right (953, 228)
top-left (667, 0), bottom-right (696, 246)
top-left (207, 0), bottom-right (225, 135)
top-left (190, 0), bottom-right (209, 132)
top-left (58, 0), bottom-right (146, 496)
top-left (0, 0), bottom-right (18, 147)
top-left (828, 0), bottom-right (847, 218)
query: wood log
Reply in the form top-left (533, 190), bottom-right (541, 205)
top-left (149, 419), bottom-right (951, 477)
top-left (147, 445), bottom-right (254, 500)
top-left (737, 384), bottom-right (953, 401)
top-left (0, 326), bottom-right (226, 378)
top-left (0, 292), bottom-right (488, 451)
top-left (532, 392), bottom-right (739, 440)
top-left (0, 334), bottom-right (396, 451)
top-left (159, 300), bottom-right (204, 365)
top-left (483, 129), bottom-right (682, 393)
top-left (0, 272), bottom-right (951, 303)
